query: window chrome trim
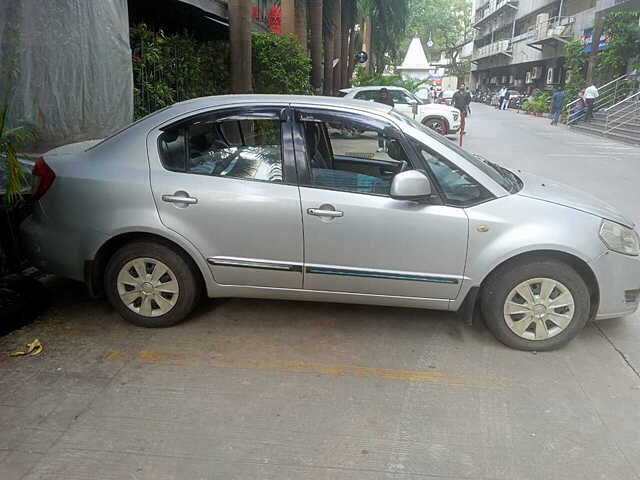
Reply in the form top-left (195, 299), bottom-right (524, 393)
top-left (208, 257), bottom-right (303, 273)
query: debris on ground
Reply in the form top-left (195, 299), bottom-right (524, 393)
top-left (9, 338), bottom-right (43, 356)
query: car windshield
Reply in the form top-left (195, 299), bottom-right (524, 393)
top-left (389, 111), bottom-right (522, 194)
top-left (405, 90), bottom-right (424, 105)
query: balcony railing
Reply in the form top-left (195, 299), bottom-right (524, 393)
top-left (474, 0), bottom-right (518, 26)
top-left (526, 16), bottom-right (575, 46)
top-left (472, 39), bottom-right (512, 61)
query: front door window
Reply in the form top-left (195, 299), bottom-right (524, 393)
top-left (297, 110), bottom-right (412, 196)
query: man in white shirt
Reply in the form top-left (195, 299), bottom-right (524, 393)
top-left (497, 87), bottom-right (507, 110)
top-left (584, 84), bottom-right (599, 122)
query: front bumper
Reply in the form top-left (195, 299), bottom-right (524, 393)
top-left (590, 250), bottom-right (640, 319)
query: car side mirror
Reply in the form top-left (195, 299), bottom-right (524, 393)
top-left (390, 170), bottom-right (432, 201)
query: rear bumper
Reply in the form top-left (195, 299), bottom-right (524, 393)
top-left (590, 251), bottom-right (640, 319)
top-left (20, 213), bottom-right (106, 283)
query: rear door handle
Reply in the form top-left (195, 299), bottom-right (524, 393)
top-left (162, 194), bottom-right (198, 205)
top-left (307, 208), bottom-right (343, 218)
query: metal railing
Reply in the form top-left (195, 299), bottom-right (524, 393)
top-left (474, 0), bottom-right (518, 25)
top-left (472, 39), bottom-right (512, 61)
top-left (526, 16), bottom-right (575, 42)
top-left (566, 74), bottom-right (635, 124)
top-left (605, 91), bottom-right (640, 134)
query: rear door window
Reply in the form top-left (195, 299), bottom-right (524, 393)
top-left (158, 116), bottom-right (284, 183)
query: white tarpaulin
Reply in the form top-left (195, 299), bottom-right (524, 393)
top-left (0, 0), bottom-right (133, 151)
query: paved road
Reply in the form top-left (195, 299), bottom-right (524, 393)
top-left (2, 104), bottom-right (640, 480)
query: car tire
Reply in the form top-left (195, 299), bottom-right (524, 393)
top-left (481, 259), bottom-right (590, 351)
top-left (105, 242), bottom-right (201, 328)
top-left (422, 117), bottom-right (448, 135)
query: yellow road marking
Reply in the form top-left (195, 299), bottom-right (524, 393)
top-left (106, 350), bottom-right (510, 388)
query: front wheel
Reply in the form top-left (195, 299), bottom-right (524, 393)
top-left (481, 259), bottom-right (590, 351)
top-left (105, 242), bottom-right (201, 328)
top-left (423, 117), bottom-right (447, 135)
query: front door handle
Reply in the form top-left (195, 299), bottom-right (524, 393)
top-left (307, 208), bottom-right (344, 218)
top-left (162, 193), bottom-right (198, 205)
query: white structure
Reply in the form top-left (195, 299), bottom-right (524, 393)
top-left (397, 37), bottom-right (446, 81)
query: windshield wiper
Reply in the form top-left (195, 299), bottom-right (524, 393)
top-left (472, 154), bottom-right (519, 193)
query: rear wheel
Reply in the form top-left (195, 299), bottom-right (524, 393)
top-left (105, 242), bottom-right (200, 327)
top-left (423, 117), bottom-right (447, 135)
top-left (481, 259), bottom-right (590, 351)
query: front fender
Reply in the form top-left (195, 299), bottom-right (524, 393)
top-left (460, 195), bottom-right (605, 295)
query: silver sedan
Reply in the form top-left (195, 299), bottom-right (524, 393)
top-left (21, 95), bottom-right (640, 350)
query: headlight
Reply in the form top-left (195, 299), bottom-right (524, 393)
top-left (599, 220), bottom-right (640, 256)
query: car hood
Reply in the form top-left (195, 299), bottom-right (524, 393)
top-left (516, 171), bottom-right (633, 228)
top-left (419, 104), bottom-right (453, 113)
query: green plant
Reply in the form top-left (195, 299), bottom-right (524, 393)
top-left (0, 106), bottom-right (34, 205)
top-left (252, 33), bottom-right (312, 94)
top-left (0, 23), bottom-right (35, 205)
top-left (596, 11), bottom-right (640, 84)
top-left (564, 40), bottom-right (587, 106)
top-left (131, 24), bottom-right (231, 119)
top-left (352, 67), bottom-right (427, 91)
top-left (523, 92), bottom-right (550, 115)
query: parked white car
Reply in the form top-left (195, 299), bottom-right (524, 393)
top-left (339, 86), bottom-right (461, 135)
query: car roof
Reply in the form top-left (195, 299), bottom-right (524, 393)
top-left (93, 94), bottom-right (395, 149)
top-left (148, 94), bottom-right (393, 123)
top-left (341, 86), bottom-right (408, 94)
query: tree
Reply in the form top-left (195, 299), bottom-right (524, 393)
top-left (359, 0), bottom-right (410, 74)
top-left (229, 0), bottom-right (252, 93)
top-left (309, 0), bottom-right (324, 93)
top-left (332, 2), bottom-right (343, 92)
top-left (404, 0), bottom-right (473, 79)
top-left (596, 11), bottom-right (640, 84)
top-left (323, 0), bottom-right (338, 94)
top-left (294, 0), bottom-right (308, 52)
top-left (341, 0), bottom-right (357, 88)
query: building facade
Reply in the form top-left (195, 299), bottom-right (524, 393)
top-left (469, 0), bottom-right (599, 93)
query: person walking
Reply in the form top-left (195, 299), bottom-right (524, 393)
top-left (464, 87), bottom-right (472, 115)
top-left (550, 86), bottom-right (565, 126)
top-left (584, 83), bottom-right (599, 122)
top-left (501, 89), bottom-right (511, 110)
top-left (497, 86), bottom-right (507, 110)
top-left (453, 84), bottom-right (471, 133)
top-left (428, 86), bottom-right (436, 104)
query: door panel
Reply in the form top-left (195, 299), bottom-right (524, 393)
top-left (147, 107), bottom-right (303, 289)
top-left (300, 187), bottom-right (469, 299)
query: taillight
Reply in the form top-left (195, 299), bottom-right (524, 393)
top-left (31, 157), bottom-right (56, 200)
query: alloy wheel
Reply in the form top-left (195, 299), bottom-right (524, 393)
top-left (503, 277), bottom-right (575, 341)
top-left (426, 119), bottom-right (446, 135)
top-left (116, 257), bottom-right (180, 317)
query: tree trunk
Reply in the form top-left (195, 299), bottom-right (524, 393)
top-left (309, 0), bottom-right (323, 93)
top-left (347, 27), bottom-right (360, 84)
top-left (295, 0), bottom-right (308, 52)
top-left (324, 30), bottom-right (334, 95)
top-left (340, 0), bottom-right (351, 88)
top-left (363, 18), bottom-right (373, 73)
top-left (323, 0), bottom-right (335, 96)
top-left (586, 14), bottom-right (604, 85)
top-left (229, 0), bottom-right (252, 93)
top-left (281, 0), bottom-right (295, 36)
top-left (332, 6), bottom-right (342, 93)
